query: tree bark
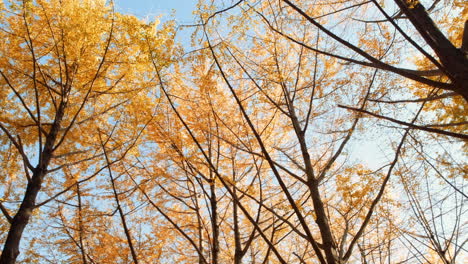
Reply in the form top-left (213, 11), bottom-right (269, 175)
top-left (394, 1), bottom-right (468, 101)
top-left (0, 168), bottom-right (46, 264)
top-left (209, 179), bottom-right (219, 264)
top-left (0, 101), bottom-right (64, 264)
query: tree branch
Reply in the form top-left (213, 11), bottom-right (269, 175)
top-left (338, 105), bottom-right (468, 140)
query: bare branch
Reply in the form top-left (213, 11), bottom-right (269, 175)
top-left (338, 105), bottom-right (468, 140)
top-left (0, 201), bottom-right (13, 224)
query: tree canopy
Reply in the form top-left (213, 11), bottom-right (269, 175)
top-left (0, 0), bottom-right (466, 263)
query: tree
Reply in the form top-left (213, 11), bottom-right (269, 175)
top-left (0, 0), bottom-right (466, 263)
top-left (0, 0), bottom-right (174, 262)
top-left (185, 0), bottom-right (467, 263)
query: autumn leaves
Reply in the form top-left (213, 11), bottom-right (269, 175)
top-left (0, 0), bottom-right (467, 263)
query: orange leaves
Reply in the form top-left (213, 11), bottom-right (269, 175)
top-left (0, 0), bottom-right (465, 263)
top-left (336, 164), bottom-right (379, 209)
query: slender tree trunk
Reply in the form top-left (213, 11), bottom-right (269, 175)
top-left (195, 200), bottom-right (204, 264)
top-left (77, 183), bottom-right (88, 264)
top-left (101, 137), bottom-right (139, 264)
top-left (289, 102), bottom-right (339, 264)
top-left (0, 168), bottom-right (46, 264)
top-left (209, 179), bottom-right (219, 264)
top-left (307, 180), bottom-right (338, 264)
top-left (233, 187), bottom-right (243, 264)
top-left (0, 101), bottom-right (64, 264)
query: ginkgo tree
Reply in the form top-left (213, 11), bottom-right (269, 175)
top-left (176, 0), bottom-right (467, 263)
top-left (0, 0), bottom-right (174, 263)
top-left (0, 0), bottom-right (466, 263)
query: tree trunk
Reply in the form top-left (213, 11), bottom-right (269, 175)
top-left (210, 179), bottom-right (219, 264)
top-left (233, 187), bottom-right (243, 264)
top-left (1, 102), bottom-right (64, 264)
top-left (395, 1), bottom-right (468, 101)
top-left (0, 168), bottom-right (46, 264)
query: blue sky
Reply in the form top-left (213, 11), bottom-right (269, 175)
top-left (114, 0), bottom-right (198, 24)
top-left (114, 0), bottom-right (200, 47)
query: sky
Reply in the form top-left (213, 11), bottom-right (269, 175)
top-left (114, 0), bottom-right (198, 25)
top-left (114, 0), bottom-right (200, 48)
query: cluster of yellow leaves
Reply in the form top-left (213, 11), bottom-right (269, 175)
top-left (336, 164), bottom-right (379, 209)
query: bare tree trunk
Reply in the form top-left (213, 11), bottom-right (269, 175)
top-left (233, 187), bottom-right (242, 264)
top-left (76, 183), bottom-right (88, 264)
top-left (209, 179), bottom-right (219, 264)
top-left (100, 133), bottom-right (139, 264)
top-left (0, 168), bottom-right (45, 264)
top-left (394, 0), bottom-right (468, 101)
top-left (0, 102), bottom-right (64, 264)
